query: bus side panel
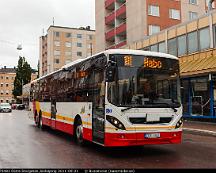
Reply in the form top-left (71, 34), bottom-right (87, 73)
top-left (55, 102), bottom-right (93, 141)
top-left (40, 102), bottom-right (52, 127)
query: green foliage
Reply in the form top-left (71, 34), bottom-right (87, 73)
top-left (13, 56), bottom-right (32, 99)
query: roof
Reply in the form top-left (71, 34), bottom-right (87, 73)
top-left (180, 55), bottom-right (216, 77)
top-left (104, 49), bottom-right (178, 60)
top-left (0, 68), bottom-right (16, 73)
top-left (48, 25), bottom-right (95, 32)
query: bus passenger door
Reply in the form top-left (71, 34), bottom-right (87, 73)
top-left (51, 100), bottom-right (57, 129)
top-left (92, 67), bottom-right (106, 144)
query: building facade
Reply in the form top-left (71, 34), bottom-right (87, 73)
top-left (0, 67), bottom-right (37, 103)
top-left (124, 9), bottom-right (216, 119)
top-left (39, 26), bottom-right (96, 77)
top-left (95, 0), bottom-right (209, 52)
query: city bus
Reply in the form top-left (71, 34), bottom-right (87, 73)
top-left (29, 49), bottom-right (183, 147)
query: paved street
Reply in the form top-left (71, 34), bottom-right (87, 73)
top-left (0, 110), bottom-right (216, 169)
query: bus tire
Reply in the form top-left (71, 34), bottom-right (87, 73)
top-left (35, 111), bottom-right (39, 127)
top-left (74, 117), bottom-right (85, 145)
top-left (39, 115), bottom-right (44, 130)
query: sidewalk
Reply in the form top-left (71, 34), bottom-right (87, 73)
top-left (183, 120), bottom-right (216, 137)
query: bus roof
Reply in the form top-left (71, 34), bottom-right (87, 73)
top-left (104, 49), bottom-right (178, 60)
top-left (32, 49), bottom-right (178, 83)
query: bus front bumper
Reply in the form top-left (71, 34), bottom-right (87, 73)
top-left (104, 131), bottom-right (182, 147)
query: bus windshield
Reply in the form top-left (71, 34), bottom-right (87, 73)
top-left (108, 54), bottom-right (181, 108)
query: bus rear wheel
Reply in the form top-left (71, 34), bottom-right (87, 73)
top-left (75, 119), bottom-right (85, 145)
top-left (39, 116), bottom-right (44, 130)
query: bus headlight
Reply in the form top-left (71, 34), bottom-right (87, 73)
top-left (175, 118), bottom-right (183, 129)
top-left (106, 115), bottom-right (126, 130)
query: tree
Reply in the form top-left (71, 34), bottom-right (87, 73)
top-left (13, 56), bottom-right (32, 101)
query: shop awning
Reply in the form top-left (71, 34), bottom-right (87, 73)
top-left (180, 55), bottom-right (216, 77)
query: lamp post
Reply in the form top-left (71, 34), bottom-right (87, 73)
top-left (17, 44), bottom-right (23, 104)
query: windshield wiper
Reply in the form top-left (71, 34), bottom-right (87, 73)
top-left (154, 102), bottom-right (178, 112)
top-left (121, 106), bottom-right (136, 112)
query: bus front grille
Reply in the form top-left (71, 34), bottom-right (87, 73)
top-left (129, 117), bottom-right (172, 124)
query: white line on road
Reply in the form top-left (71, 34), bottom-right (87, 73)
top-left (183, 128), bottom-right (216, 136)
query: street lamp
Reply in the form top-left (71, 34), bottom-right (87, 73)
top-left (17, 44), bottom-right (24, 104)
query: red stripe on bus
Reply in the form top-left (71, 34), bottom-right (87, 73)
top-left (41, 117), bottom-right (93, 142)
top-left (104, 131), bottom-right (182, 147)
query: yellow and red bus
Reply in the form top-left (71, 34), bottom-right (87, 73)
top-left (29, 49), bottom-right (183, 147)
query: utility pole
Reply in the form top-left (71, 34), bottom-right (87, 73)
top-left (17, 44), bottom-right (23, 104)
top-left (90, 43), bottom-right (93, 56)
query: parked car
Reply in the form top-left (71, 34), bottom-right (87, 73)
top-left (0, 103), bottom-right (12, 113)
top-left (16, 104), bottom-right (25, 110)
top-left (11, 104), bottom-right (17, 110)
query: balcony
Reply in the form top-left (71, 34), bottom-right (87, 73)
top-left (116, 4), bottom-right (126, 19)
top-left (105, 28), bottom-right (115, 41)
top-left (115, 40), bottom-right (127, 48)
top-left (105, 0), bottom-right (115, 10)
top-left (105, 11), bottom-right (115, 25)
top-left (116, 22), bottom-right (126, 36)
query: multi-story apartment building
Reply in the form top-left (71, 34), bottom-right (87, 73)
top-left (0, 67), bottom-right (38, 103)
top-left (124, 9), bottom-right (216, 119)
top-left (39, 26), bottom-right (96, 77)
top-left (95, 0), bottom-right (208, 52)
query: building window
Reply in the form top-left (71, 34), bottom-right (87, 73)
top-left (149, 25), bottom-right (160, 35)
top-left (168, 38), bottom-right (177, 56)
top-left (66, 33), bottom-right (71, 38)
top-left (169, 9), bottom-right (180, 20)
top-left (0, 76), bottom-right (3, 79)
top-left (6, 76), bottom-right (9, 80)
top-left (150, 44), bottom-right (158, 52)
top-left (54, 32), bottom-right (60, 37)
top-left (178, 35), bottom-right (187, 56)
top-left (54, 41), bottom-right (60, 47)
top-left (88, 44), bottom-right (93, 49)
top-left (88, 35), bottom-right (93, 40)
top-left (189, 0), bottom-right (197, 5)
top-left (148, 5), bottom-right (160, 17)
top-left (189, 11), bottom-right (198, 20)
top-left (0, 83), bottom-right (3, 87)
top-left (158, 42), bottom-right (166, 53)
top-left (54, 50), bottom-right (60, 56)
top-left (65, 51), bottom-right (72, 56)
top-left (199, 27), bottom-right (210, 50)
top-left (77, 52), bottom-right (82, 57)
top-left (6, 83), bottom-right (9, 87)
top-left (0, 100), bottom-right (3, 103)
top-left (188, 31), bottom-right (198, 53)
top-left (6, 90), bottom-right (9, 95)
top-left (54, 59), bottom-right (60, 64)
top-left (77, 43), bottom-right (82, 47)
top-left (65, 59), bottom-right (72, 64)
top-left (1, 90), bottom-right (3, 95)
top-left (77, 34), bottom-right (82, 38)
top-left (65, 42), bottom-right (72, 48)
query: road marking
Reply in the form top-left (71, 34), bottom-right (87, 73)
top-left (183, 128), bottom-right (216, 136)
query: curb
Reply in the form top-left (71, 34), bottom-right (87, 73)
top-left (183, 128), bottom-right (216, 137)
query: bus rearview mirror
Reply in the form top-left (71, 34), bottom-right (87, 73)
top-left (105, 66), bottom-right (115, 82)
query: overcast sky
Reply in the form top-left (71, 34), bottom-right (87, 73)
top-left (0, 0), bottom-right (95, 69)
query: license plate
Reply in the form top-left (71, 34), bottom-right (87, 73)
top-left (144, 133), bottom-right (160, 139)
